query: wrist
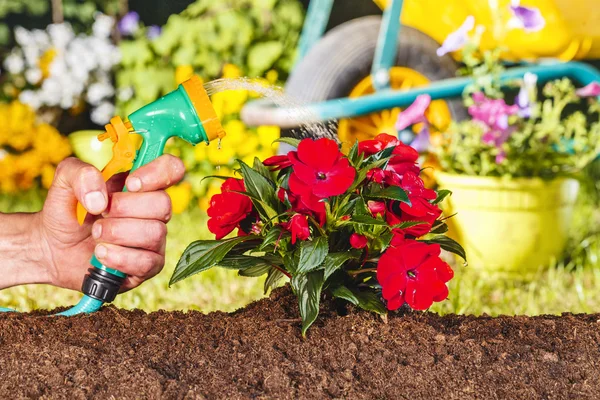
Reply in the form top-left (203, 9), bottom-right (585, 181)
top-left (0, 212), bottom-right (52, 289)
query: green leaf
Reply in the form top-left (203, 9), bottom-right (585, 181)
top-left (239, 264), bottom-right (273, 277)
top-left (330, 285), bottom-right (359, 305)
top-left (349, 158), bottom-right (389, 191)
top-left (253, 157), bottom-right (272, 181)
top-left (216, 255), bottom-right (273, 277)
top-left (238, 159), bottom-right (275, 202)
top-left (248, 41), bottom-right (284, 75)
top-left (260, 226), bottom-right (286, 250)
top-left (283, 250), bottom-right (300, 274)
top-left (351, 215), bottom-right (388, 226)
top-left (354, 291), bottom-right (387, 315)
top-left (291, 270), bottom-right (325, 337)
top-left (264, 267), bottom-right (285, 294)
top-left (392, 220), bottom-right (427, 230)
top-left (367, 186), bottom-right (411, 205)
top-left (323, 251), bottom-right (358, 280)
top-left (297, 236), bottom-right (329, 274)
top-left (353, 197), bottom-right (370, 216)
top-left (432, 189), bottom-right (452, 205)
top-left (425, 235), bottom-right (467, 260)
top-left (274, 137), bottom-right (300, 148)
top-left (348, 140), bottom-right (360, 165)
top-left (171, 236), bottom-right (258, 285)
top-left (430, 220), bottom-right (449, 234)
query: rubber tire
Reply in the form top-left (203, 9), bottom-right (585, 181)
top-left (282, 16), bottom-right (466, 143)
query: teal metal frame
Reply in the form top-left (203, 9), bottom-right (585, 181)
top-left (277, 0), bottom-right (600, 124)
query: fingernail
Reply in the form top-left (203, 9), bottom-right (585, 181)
top-left (95, 245), bottom-right (108, 259)
top-left (92, 223), bottom-right (102, 239)
top-left (84, 191), bottom-right (106, 214)
top-left (127, 177), bottom-right (142, 192)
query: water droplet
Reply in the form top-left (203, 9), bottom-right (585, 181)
top-left (217, 138), bottom-right (222, 150)
top-left (216, 165), bottom-right (221, 171)
top-left (463, 261), bottom-right (469, 267)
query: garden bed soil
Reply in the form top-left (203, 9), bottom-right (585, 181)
top-left (1, 286), bottom-right (600, 399)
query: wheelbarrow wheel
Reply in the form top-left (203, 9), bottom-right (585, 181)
top-left (282, 15), bottom-right (466, 150)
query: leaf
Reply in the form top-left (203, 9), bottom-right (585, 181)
top-left (367, 186), bottom-right (411, 205)
top-left (291, 270), bottom-right (325, 337)
top-left (215, 255), bottom-right (274, 278)
top-left (432, 189), bottom-right (452, 205)
top-left (351, 215), bottom-right (388, 226)
top-left (330, 285), bottom-right (359, 305)
top-left (430, 220), bottom-right (449, 234)
top-left (260, 226), bottom-right (286, 250)
top-left (297, 236), bottom-right (329, 274)
top-left (238, 160), bottom-right (276, 203)
top-left (425, 235), bottom-right (467, 260)
top-left (349, 158), bottom-right (389, 191)
top-left (354, 291), bottom-right (388, 315)
top-left (253, 157), bottom-right (272, 181)
top-left (239, 264), bottom-right (273, 277)
top-left (283, 250), bottom-right (300, 274)
top-left (274, 137), bottom-right (301, 148)
top-left (201, 175), bottom-right (233, 182)
top-left (171, 236), bottom-right (258, 285)
top-left (391, 220), bottom-right (427, 230)
top-left (353, 197), bottom-right (370, 216)
top-left (264, 267), bottom-right (285, 294)
top-left (323, 252), bottom-right (358, 280)
top-left (347, 140), bottom-right (360, 165)
top-left (248, 41), bottom-right (284, 75)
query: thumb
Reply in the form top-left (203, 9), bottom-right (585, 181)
top-left (46, 157), bottom-right (108, 219)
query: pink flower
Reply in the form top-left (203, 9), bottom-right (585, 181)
top-left (469, 92), bottom-right (519, 157)
top-left (395, 94), bottom-right (432, 153)
top-left (576, 82), bottom-right (600, 98)
top-left (350, 233), bottom-right (368, 249)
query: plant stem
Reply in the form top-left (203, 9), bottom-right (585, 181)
top-left (347, 268), bottom-right (377, 276)
top-left (271, 264), bottom-right (291, 279)
top-left (51, 0), bottom-right (64, 24)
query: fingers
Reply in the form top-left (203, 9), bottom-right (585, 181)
top-left (93, 243), bottom-right (164, 278)
top-left (103, 191), bottom-right (172, 222)
top-left (52, 157), bottom-right (108, 215)
top-left (125, 154), bottom-right (185, 193)
top-left (92, 218), bottom-right (167, 253)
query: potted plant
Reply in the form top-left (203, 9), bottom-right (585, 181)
top-left (170, 135), bottom-right (465, 335)
top-left (396, 18), bottom-right (600, 273)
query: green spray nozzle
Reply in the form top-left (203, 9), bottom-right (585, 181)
top-left (80, 75), bottom-right (226, 304)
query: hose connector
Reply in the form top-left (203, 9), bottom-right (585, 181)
top-left (81, 267), bottom-right (126, 303)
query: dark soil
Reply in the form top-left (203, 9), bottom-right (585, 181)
top-left (1, 286), bottom-right (600, 399)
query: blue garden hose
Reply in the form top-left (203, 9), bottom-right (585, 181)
top-left (0, 295), bottom-right (103, 315)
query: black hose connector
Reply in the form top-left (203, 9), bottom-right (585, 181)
top-left (81, 267), bottom-right (125, 303)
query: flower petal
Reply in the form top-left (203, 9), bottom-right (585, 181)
top-left (395, 95), bottom-right (431, 131)
top-left (576, 82), bottom-right (600, 98)
top-left (436, 15), bottom-right (475, 57)
top-left (297, 138), bottom-right (340, 171)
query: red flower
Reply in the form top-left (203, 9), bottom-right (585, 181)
top-left (401, 171), bottom-right (436, 200)
top-left (350, 233), bottom-right (368, 249)
top-left (367, 168), bottom-right (386, 183)
top-left (358, 134), bottom-right (420, 178)
top-left (207, 178), bottom-right (253, 240)
top-left (367, 200), bottom-right (386, 218)
top-left (278, 186), bottom-right (326, 226)
top-left (263, 155), bottom-right (292, 171)
top-left (283, 214), bottom-right (310, 244)
top-left (377, 240), bottom-right (453, 311)
top-left (386, 198), bottom-right (441, 237)
top-left (289, 138), bottom-right (356, 198)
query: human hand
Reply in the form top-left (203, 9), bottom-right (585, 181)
top-left (35, 155), bottom-right (185, 292)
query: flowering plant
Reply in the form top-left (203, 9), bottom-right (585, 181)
top-left (171, 135), bottom-right (465, 335)
top-left (407, 8), bottom-right (600, 179)
top-left (2, 14), bottom-right (120, 126)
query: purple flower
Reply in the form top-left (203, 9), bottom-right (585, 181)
top-left (576, 82), bottom-right (600, 97)
top-left (118, 11), bottom-right (140, 36)
top-left (146, 25), bottom-right (161, 40)
top-left (508, 0), bottom-right (545, 32)
top-left (436, 16), bottom-right (475, 57)
top-left (515, 72), bottom-right (537, 118)
top-left (395, 94), bottom-right (432, 152)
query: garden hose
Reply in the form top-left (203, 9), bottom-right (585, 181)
top-left (0, 75), bottom-right (225, 316)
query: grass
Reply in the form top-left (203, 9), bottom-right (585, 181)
top-left (2, 177), bottom-right (600, 316)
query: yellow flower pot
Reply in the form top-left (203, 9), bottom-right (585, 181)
top-left (435, 172), bottom-right (580, 273)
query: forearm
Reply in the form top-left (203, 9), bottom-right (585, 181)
top-left (0, 212), bottom-right (49, 289)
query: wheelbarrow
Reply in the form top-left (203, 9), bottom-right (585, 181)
top-left (241, 0), bottom-right (600, 150)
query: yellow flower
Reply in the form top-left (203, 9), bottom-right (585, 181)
top-left (266, 69), bottom-right (279, 84)
top-left (175, 65), bottom-right (195, 85)
top-left (39, 49), bottom-right (57, 79)
top-left (257, 125), bottom-right (280, 150)
top-left (41, 164), bottom-right (56, 189)
top-left (206, 138), bottom-right (236, 165)
top-left (166, 182), bottom-right (192, 214)
top-left (222, 63), bottom-right (241, 79)
top-left (236, 134), bottom-right (260, 157)
top-left (198, 182), bottom-right (222, 211)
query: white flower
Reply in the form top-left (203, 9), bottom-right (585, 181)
top-left (48, 23), bottom-right (74, 50)
top-left (40, 78), bottom-right (62, 106)
top-left (87, 81), bottom-right (115, 106)
top-left (91, 101), bottom-right (115, 125)
top-left (14, 27), bottom-right (33, 47)
top-left (19, 90), bottom-right (42, 110)
top-left (117, 86), bottom-right (134, 102)
top-left (22, 46), bottom-right (40, 67)
top-left (4, 52), bottom-right (24, 74)
top-left (32, 29), bottom-right (50, 48)
top-left (93, 13), bottom-right (115, 39)
top-left (25, 68), bottom-right (42, 84)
